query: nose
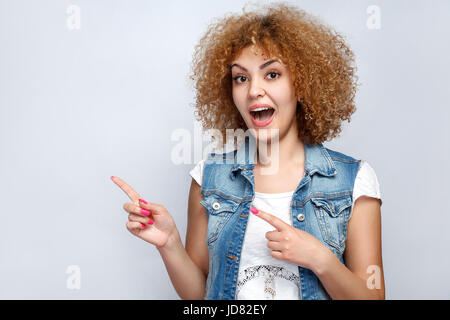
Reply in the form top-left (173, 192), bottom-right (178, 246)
top-left (248, 78), bottom-right (266, 99)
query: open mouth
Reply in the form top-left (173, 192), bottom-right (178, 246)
top-left (249, 107), bottom-right (275, 127)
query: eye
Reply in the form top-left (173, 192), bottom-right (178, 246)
top-left (266, 71), bottom-right (280, 80)
top-left (232, 71), bottom-right (280, 84)
top-left (233, 75), bottom-right (247, 84)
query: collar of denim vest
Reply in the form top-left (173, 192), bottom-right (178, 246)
top-left (231, 135), bottom-right (337, 177)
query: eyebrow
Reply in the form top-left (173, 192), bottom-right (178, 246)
top-left (229, 59), bottom-right (279, 72)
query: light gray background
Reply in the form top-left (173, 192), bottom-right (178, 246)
top-left (1, 0), bottom-right (449, 299)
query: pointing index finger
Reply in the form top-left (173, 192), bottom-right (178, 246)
top-left (251, 207), bottom-right (289, 231)
top-left (111, 176), bottom-right (141, 202)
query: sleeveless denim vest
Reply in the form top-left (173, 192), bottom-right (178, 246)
top-left (200, 135), bottom-right (361, 300)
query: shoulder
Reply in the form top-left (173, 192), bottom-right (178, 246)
top-left (189, 148), bottom-right (237, 186)
top-left (323, 145), bottom-right (359, 163)
top-left (356, 160), bottom-right (380, 186)
top-left (353, 159), bottom-right (382, 205)
top-left (321, 145), bottom-right (363, 183)
top-left (323, 146), bottom-right (360, 175)
top-left (193, 158), bottom-right (206, 169)
top-left (189, 158), bottom-right (207, 187)
top-left (322, 146), bottom-right (380, 180)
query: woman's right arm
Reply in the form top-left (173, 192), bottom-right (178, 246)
top-left (157, 178), bottom-right (209, 299)
top-left (111, 176), bottom-right (208, 300)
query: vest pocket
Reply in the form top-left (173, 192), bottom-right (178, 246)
top-left (200, 192), bottom-right (240, 245)
top-left (310, 196), bottom-right (352, 254)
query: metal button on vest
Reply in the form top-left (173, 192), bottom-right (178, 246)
top-left (212, 202), bottom-right (221, 210)
top-left (297, 213), bottom-right (305, 222)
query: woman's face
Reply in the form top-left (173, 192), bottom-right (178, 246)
top-left (231, 45), bottom-right (298, 143)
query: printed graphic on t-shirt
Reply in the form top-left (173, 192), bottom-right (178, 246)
top-left (236, 265), bottom-right (301, 299)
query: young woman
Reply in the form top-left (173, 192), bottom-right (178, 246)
top-left (112, 3), bottom-right (384, 300)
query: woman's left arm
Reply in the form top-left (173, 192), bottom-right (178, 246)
top-left (252, 195), bottom-right (385, 300)
top-left (314, 195), bottom-right (385, 300)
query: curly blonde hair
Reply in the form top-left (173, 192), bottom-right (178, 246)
top-left (188, 2), bottom-right (359, 146)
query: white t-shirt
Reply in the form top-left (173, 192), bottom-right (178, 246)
top-left (189, 159), bottom-right (382, 300)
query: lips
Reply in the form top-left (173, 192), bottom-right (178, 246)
top-left (248, 104), bottom-right (275, 127)
top-left (249, 103), bottom-right (273, 112)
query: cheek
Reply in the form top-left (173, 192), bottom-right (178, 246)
top-left (232, 89), bottom-right (247, 114)
top-left (274, 86), bottom-right (297, 115)
top-left (273, 81), bottom-right (295, 101)
top-left (232, 85), bottom-right (244, 99)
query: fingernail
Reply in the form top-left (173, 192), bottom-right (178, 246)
top-left (250, 207), bottom-right (259, 214)
top-left (140, 209), bottom-right (150, 216)
top-left (141, 223), bottom-right (146, 228)
top-left (148, 218), bottom-right (153, 225)
top-left (110, 176), bottom-right (115, 180)
top-left (139, 198), bottom-right (148, 204)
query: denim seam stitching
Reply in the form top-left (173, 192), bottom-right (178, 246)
top-left (330, 156), bottom-right (359, 163)
top-left (202, 189), bottom-right (244, 204)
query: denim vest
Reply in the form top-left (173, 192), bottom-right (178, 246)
top-left (200, 135), bottom-right (361, 300)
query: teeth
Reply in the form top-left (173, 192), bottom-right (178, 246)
top-left (251, 107), bottom-right (271, 112)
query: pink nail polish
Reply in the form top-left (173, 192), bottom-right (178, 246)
top-left (250, 207), bottom-right (259, 214)
top-left (141, 223), bottom-right (146, 228)
top-left (140, 209), bottom-right (150, 216)
top-left (139, 198), bottom-right (148, 204)
top-left (148, 218), bottom-right (153, 225)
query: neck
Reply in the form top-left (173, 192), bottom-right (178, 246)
top-left (254, 123), bottom-right (305, 172)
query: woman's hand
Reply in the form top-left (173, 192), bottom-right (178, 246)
top-left (111, 176), bottom-right (179, 249)
top-left (250, 207), bottom-right (333, 274)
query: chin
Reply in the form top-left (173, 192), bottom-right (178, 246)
top-left (248, 126), bottom-right (280, 145)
